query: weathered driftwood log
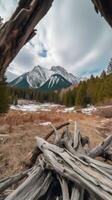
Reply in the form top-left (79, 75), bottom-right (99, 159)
top-left (0, 0), bottom-right (53, 81)
top-left (0, 122), bottom-right (112, 200)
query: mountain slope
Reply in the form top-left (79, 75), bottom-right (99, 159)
top-left (5, 71), bottom-right (18, 82)
top-left (9, 65), bottom-right (79, 91)
top-left (39, 74), bottom-right (72, 91)
top-left (9, 74), bottom-right (30, 88)
top-left (9, 66), bottom-right (52, 89)
top-left (27, 66), bottom-right (52, 88)
top-left (51, 66), bottom-right (78, 84)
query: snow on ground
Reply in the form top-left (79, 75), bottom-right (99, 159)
top-left (81, 106), bottom-right (97, 115)
top-left (62, 107), bottom-right (76, 113)
top-left (10, 102), bottom-right (97, 116)
top-left (10, 103), bottom-right (59, 112)
top-left (11, 105), bottom-right (39, 112)
top-left (56, 107), bottom-right (75, 113)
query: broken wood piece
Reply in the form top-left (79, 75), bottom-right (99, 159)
top-left (25, 122), bottom-right (70, 169)
top-left (5, 166), bottom-right (52, 200)
top-left (88, 134), bottom-right (112, 159)
top-left (0, 170), bottom-right (29, 194)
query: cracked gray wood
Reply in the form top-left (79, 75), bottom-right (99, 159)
top-left (0, 122), bottom-right (111, 200)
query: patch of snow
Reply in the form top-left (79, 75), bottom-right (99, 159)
top-left (56, 106), bottom-right (76, 113)
top-left (56, 77), bottom-right (59, 84)
top-left (81, 106), bottom-right (97, 115)
top-left (63, 107), bottom-right (75, 113)
top-left (48, 75), bottom-right (59, 88)
top-left (10, 104), bottom-right (39, 112)
top-left (41, 108), bottom-right (51, 112)
top-left (10, 103), bottom-right (59, 112)
top-left (48, 75), bottom-right (56, 88)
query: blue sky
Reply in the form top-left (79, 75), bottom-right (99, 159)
top-left (0, 0), bottom-right (112, 80)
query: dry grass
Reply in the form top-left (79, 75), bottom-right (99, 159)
top-left (0, 108), bottom-right (111, 178)
top-left (0, 111), bottom-right (62, 126)
top-left (97, 108), bottom-right (112, 118)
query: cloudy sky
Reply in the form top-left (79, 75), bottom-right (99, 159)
top-left (0, 0), bottom-right (112, 80)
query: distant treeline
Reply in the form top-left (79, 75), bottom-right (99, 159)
top-left (0, 70), bottom-right (112, 113)
top-left (9, 70), bottom-right (112, 107)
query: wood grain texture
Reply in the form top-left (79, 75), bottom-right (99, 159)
top-left (0, 121), bottom-right (111, 200)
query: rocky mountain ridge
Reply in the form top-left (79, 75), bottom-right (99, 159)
top-left (9, 65), bottom-right (80, 91)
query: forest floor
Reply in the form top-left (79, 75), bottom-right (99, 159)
top-left (0, 103), bottom-right (112, 178)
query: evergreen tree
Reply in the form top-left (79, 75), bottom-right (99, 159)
top-left (75, 82), bottom-right (88, 107)
top-left (100, 70), bottom-right (106, 79)
top-left (62, 92), bottom-right (68, 106)
top-left (107, 58), bottom-right (112, 74)
top-left (0, 79), bottom-right (9, 113)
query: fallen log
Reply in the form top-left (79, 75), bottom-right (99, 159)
top-left (0, 121), bottom-right (111, 200)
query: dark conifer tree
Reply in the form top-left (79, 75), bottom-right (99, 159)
top-left (75, 82), bottom-right (88, 107)
top-left (0, 78), bottom-right (9, 113)
top-left (107, 58), bottom-right (112, 74)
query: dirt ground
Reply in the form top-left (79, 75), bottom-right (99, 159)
top-left (0, 106), bottom-right (112, 178)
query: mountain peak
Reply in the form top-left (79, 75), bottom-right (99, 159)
top-left (51, 66), bottom-right (67, 73)
top-left (51, 66), bottom-right (78, 84)
top-left (32, 65), bottom-right (45, 72)
top-left (9, 65), bottom-right (80, 90)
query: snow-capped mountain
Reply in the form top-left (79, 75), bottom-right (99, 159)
top-left (27, 66), bottom-right (52, 88)
top-left (9, 66), bottom-right (52, 89)
top-left (9, 65), bottom-right (79, 90)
